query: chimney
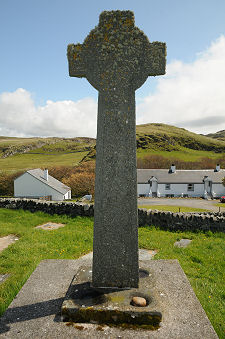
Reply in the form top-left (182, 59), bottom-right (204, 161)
top-left (169, 164), bottom-right (176, 173)
top-left (215, 164), bottom-right (220, 172)
top-left (44, 169), bottom-right (48, 181)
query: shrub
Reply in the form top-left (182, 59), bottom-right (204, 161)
top-left (62, 172), bottom-right (95, 197)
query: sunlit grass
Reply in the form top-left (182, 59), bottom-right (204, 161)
top-left (137, 148), bottom-right (223, 161)
top-left (138, 205), bottom-right (210, 213)
top-left (0, 208), bottom-right (224, 337)
top-left (0, 151), bottom-right (88, 173)
top-left (139, 227), bottom-right (225, 337)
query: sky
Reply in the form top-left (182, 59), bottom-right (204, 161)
top-left (0, 0), bottom-right (225, 138)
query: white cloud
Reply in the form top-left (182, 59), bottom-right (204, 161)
top-left (0, 89), bottom-right (97, 138)
top-left (137, 35), bottom-right (225, 134)
top-left (1, 36), bottom-right (225, 138)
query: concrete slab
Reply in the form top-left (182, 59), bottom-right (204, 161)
top-left (35, 222), bottom-right (65, 230)
top-left (0, 252), bottom-right (218, 338)
top-left (0, 235), bottom-right (19, 253)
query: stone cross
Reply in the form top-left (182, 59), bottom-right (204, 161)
top-left (67, 10), bottom-right (166, 288)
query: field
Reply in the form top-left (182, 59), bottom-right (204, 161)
top-left (137, 147), bottom-right (223, 161)
top-left (0, 208), bottom-right (224, 337)
top-left (0, 151), bottom-right (89, 173)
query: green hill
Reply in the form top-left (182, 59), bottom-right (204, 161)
top-left (136, 123), bottom-right (225, 152)
top-left (1, 124), bottom-right (225, 172)
top-left (83, 123), bottom-right (225, 162)
top-left (205, 130), bottom-right (225, 142)
top-left (0, 136), bottom-right (95, 172)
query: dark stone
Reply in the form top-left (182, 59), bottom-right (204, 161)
top-left (67, 11), bottom-right (166, 288)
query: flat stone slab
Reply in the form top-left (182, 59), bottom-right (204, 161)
top-left (0, 235), bottom-right (19, 253)
top-left (35, 222), bottom-right (65, 230)
top-left (139, 249), bottom-right (157, 260)
top-left (174, 239), bottom-right (192, 248)
top-left (0, 253), bottom-right (218, 338)
top-left (0, 274), bottom-right (10, 284)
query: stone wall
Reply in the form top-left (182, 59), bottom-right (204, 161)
top-left (0, 198), bottom-right (94, 218)
top-left (138, 208), bottom-right (225, 233)
top-left (0, 198), bottom-right (224, 233)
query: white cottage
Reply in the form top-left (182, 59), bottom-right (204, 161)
top-left (14, 169), bottom-right (71, 201)
top-left (137, 165), bottom-right (225, 199)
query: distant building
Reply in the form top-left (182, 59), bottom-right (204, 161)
top-left (14, 169), bottom-right (71, 201)
top-left (137, 164), bottom-right (225, 199)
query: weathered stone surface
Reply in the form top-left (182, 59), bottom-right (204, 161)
top-left (174, 239), bottom-right (192, 248)
top-left (62, 266), bottom-right (161, 329)
top-left (0, 274), bottom-right (10, 284)
top-left (35, 222), bottom-right (65, 230)
top-left (0, 235), bottom-right (19, 253)
top-left (67, 10), bottom-right (166, 288)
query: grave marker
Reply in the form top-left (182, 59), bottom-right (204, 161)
top-left (67, 10), bottom-right (166, 288)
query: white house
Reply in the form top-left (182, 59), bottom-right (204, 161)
top-left (14, 169), bottom-right (71, 201)
top-left (137, 164), bottom-right (225, 199)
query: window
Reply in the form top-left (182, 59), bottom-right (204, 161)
top-left (187, 183), bottom-right (194, 191)
top-left (165, 183), bottom-right (171, 190)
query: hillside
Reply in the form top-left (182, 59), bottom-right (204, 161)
top-left (136, 123), bottom-right (225, 152)
top-left (0, 136), bottom-right (95, 173)
top-left (0, 136), bottom-right (95, 158)
top-left (83, 123), bottom-right (225, 162)
top-left (0, 124), bottom-right (225, 172)
top-left (205, 130), bottom-right (225, 142)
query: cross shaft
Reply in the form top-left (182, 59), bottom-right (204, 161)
top-left (67, 10), bottom-right (166, 288)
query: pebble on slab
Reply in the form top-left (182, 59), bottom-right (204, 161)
top-left (131, 296), bottom-right (147, 307)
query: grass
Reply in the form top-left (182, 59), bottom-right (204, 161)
top-left (0, 208), bottom-right (224, 337)
top-left (0, 151), bottom-right (88, 173)
top-left (138, 205), bottom-right (210, 213)
top-left (0, 209), bottom-right (93, 317)
top-left (215, 203), bottom-right (225, 207)
top-left (136, 147), bottom-right (223, 162)
top-left (139, 227), bottom-right (225, 337)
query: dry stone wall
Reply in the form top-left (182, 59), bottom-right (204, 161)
top-left (0, 198), bottom-right (224, 233)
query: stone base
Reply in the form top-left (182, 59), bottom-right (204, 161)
top-left (0, 253), bottom-right (218, 338)
top-left (62, 265), bottom-right (162, 329)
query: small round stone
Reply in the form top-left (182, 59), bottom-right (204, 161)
top-left (132, 296), bottom-right (147, 307)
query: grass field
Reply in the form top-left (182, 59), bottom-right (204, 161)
top-left (0, 208), bottom-right (224, 337)
top-left (0, 151), bottom-right (89, 173)
top-left (137, 147), bottom-right (224, 161)
top-left (138, 205), bottom-right (210, 213)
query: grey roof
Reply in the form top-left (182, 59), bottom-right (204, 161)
top-left (26, 169), bottom-right (71, 195)
top-left (137, 169), bottom-right (225, 184)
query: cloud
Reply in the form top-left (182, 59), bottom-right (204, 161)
top-left (1, 36), bottom-right (225, 138)
top-left (137, 35), bottom-right (225, 135)
top-left (180, 116), bottom-right (225, 128)
top-left (0, 89), bottom-right (97, 138)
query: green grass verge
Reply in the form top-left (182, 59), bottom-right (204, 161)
top-left (0, 208), bottom-right (224, 337)
top-left (138, 205), bottom-right (210, 213)
top-left (214, 203), bottom-right (225, 207)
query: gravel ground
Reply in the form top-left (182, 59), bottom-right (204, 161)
top-left (138, 197), bottom-right (225, 212)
